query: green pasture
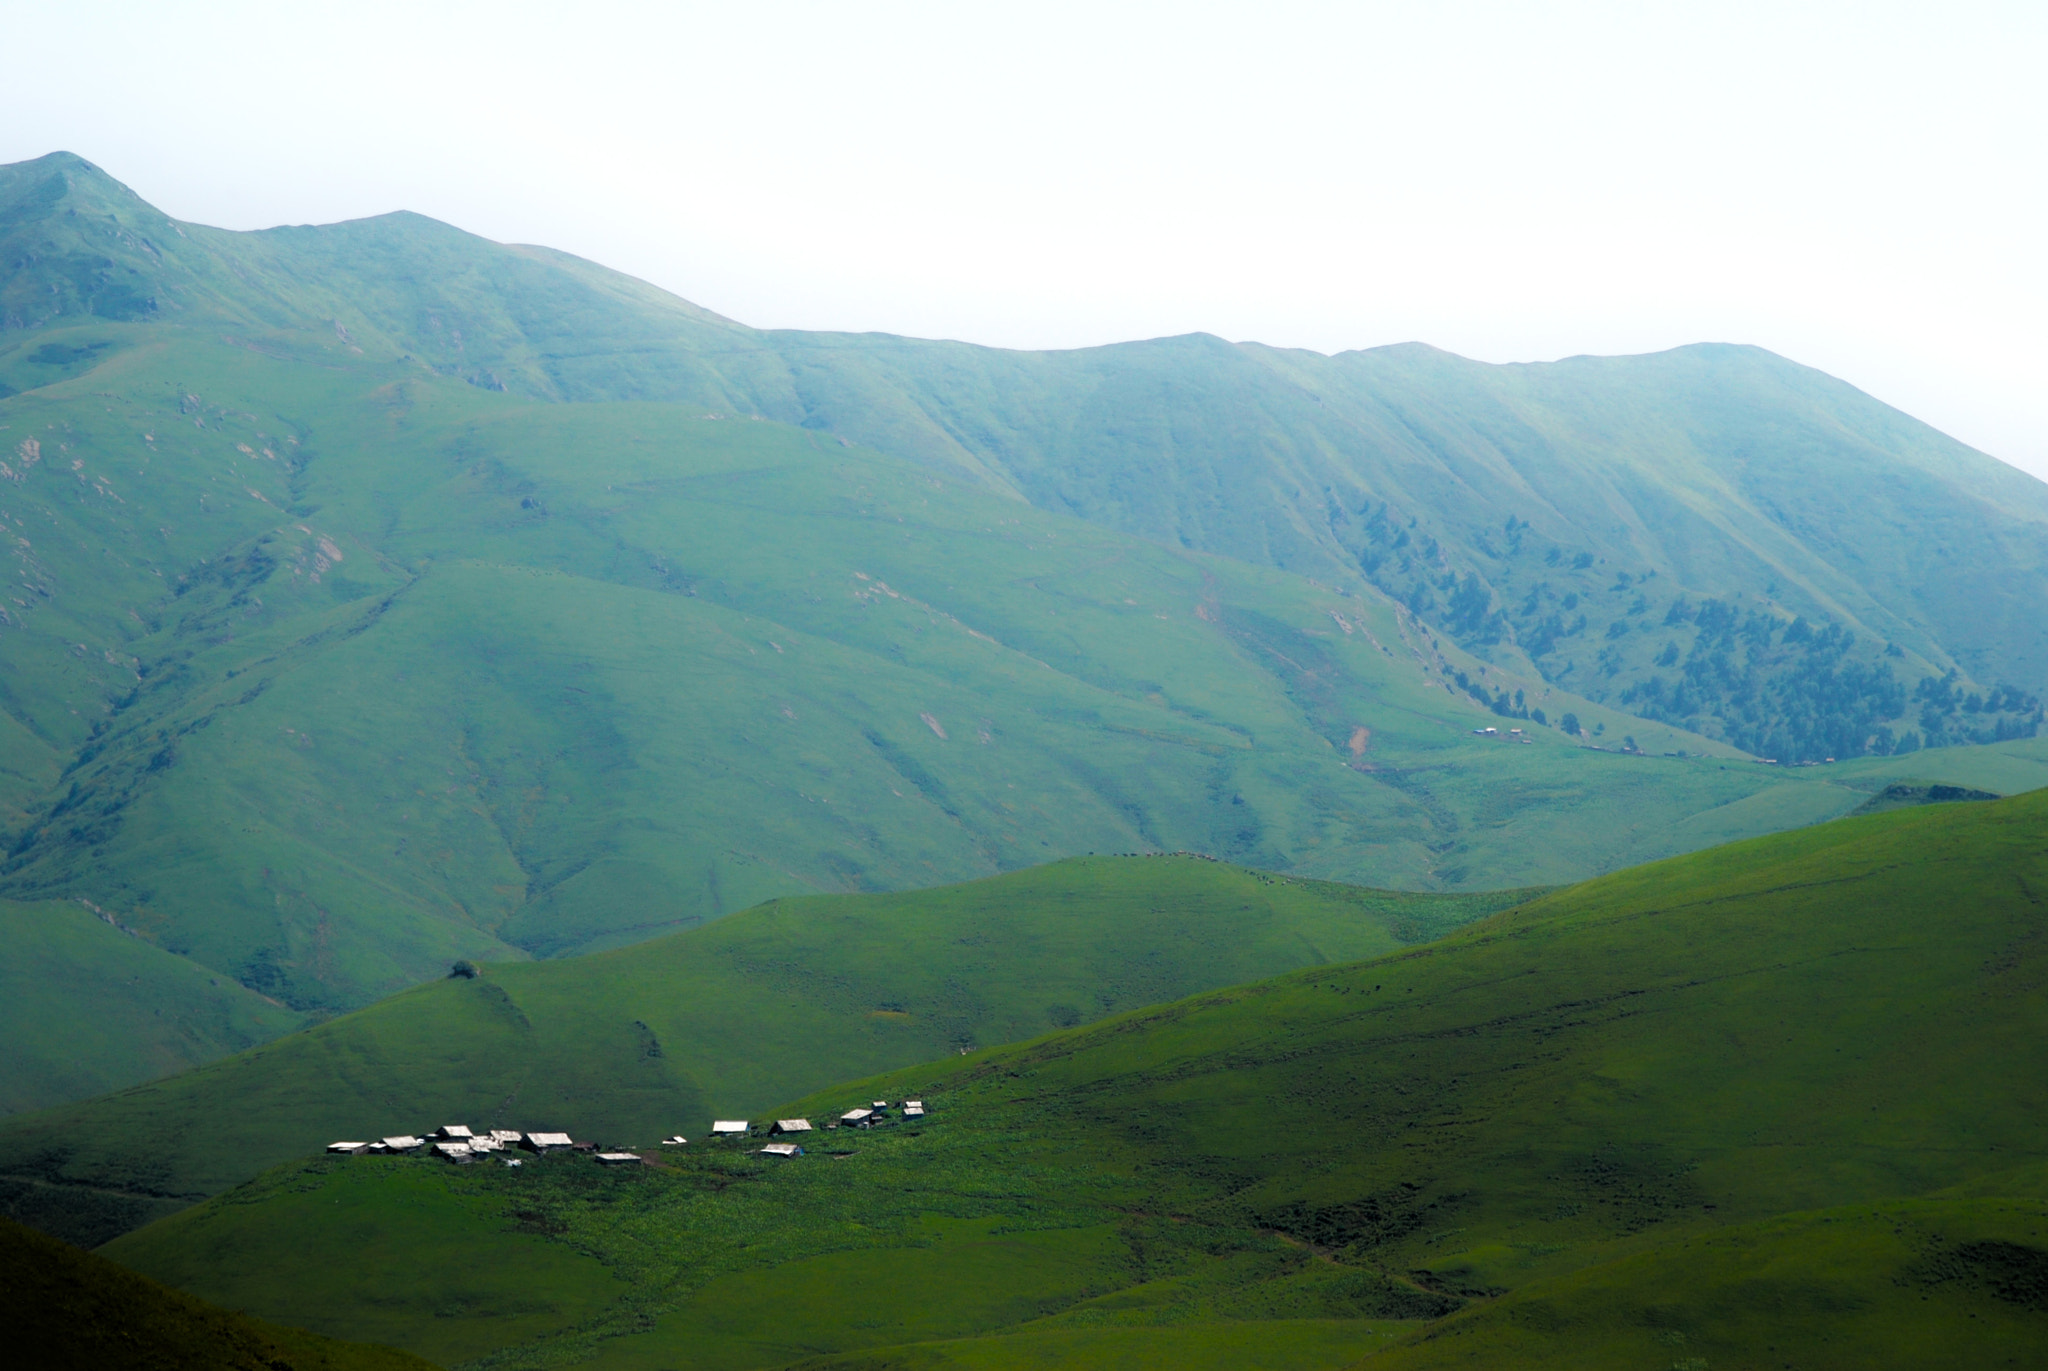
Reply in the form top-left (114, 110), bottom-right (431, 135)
top-left (0, 897), bottom-right (301, 1116)
top-left (101, 789), bottom-right (2048, 1368)
top-left (4, 144), bottom-right (2048, 1130)
top-left (2, 1213), bottom-right (431, 1371)
top-left (0, 856), bottom-right (1528, 1245)
top-left (4, 321), bottom-right (2018, 1107)
top-left (1369, 1194), bottom-right (2048, 1370)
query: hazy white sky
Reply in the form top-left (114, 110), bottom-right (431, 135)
top-left (6, 1), bottom-right (2045, 477)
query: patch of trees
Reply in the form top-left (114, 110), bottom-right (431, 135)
top-left (1449, 669), bottom-right (1544, 723)
top-left (1334, 505), bottom-right (2041, 761)
top-left (1913, 671), bottom-right (2044, 747)
top-left (1616, 603), bottom-right (2038, 761)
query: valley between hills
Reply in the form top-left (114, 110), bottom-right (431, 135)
top-left (1, 148), bottom-right (2046, 1369)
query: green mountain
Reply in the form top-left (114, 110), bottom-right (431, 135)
top-left (10, 150), bottom-right (2042, 764)
top-left (0, 857), bottom-right (1526, 1246)
top-left (100, 787), bottom-right (2048, 1370)
top-left (3, 146), bottom-right (2047, 1111)
top-left (0, 1213), bottom-right (431, 1371)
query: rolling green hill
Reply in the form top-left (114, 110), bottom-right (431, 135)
top-left (0, 324), bottom-right (1765, 1014)
top-left (0, 896), bottom-right (302, 1115)
top-left (0, 1213), bottom-right (432, 1371)
top-left (4, 145), bottom-right (2048, 1116)
top-left (100, 787), bottom-right (2048, 1369)
top-left (0, 856), bottom-right (1529, 1246)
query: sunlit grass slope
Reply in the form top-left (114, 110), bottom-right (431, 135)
top-left (1362, 1190), bottom-right (2048, 1371)
top-left (103, 789), bottom-right (2048, 1369)
top-left (1, 1213), bottom-right (432, 1371)
top-left (0, 856), bottom-right (1528, 1245)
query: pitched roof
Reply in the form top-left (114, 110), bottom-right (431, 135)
top-left (524, 1131), bottom-right (574, 1148)
top-left (760, 1143), bottom-right (802, 1157)
top-left (771, 1118), bottom-right (813, 1132)
top-left (711, 1120), bottom-right (750, 1134)
top-left (327, 1141), bottom-right (368, 1153)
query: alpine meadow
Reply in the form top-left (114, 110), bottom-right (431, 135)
top-left (1, 142), bottom-right (2045, 1371)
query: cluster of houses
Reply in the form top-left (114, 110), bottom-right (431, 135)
top-left (700, 1100), bottom-right (927, 1156)
top-left (327, 1126), bottom-right (640, 1166)
top-left (326, 1100), bottom-right (927, 1166)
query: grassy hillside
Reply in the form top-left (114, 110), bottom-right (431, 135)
top-left (3, 146), bottom-right (2046, 1111)
top-left (101, 788), bottom-right (2048, 1369)
top-left (761, 333), bottom-right (2048, 761)
top-left (0, 325), bottom-right (1769, 1006)
top-left (16, 153), bottom-right (2048, 766)
top-left (1362, 1189), bottom-right (2048, 1370)
top-left (0, 287), bottom-right (2004, 1027)
top-left (0, 1213), bottom-right (432, 1371)
top-left (5, 150), bottom-right (2044, 764)
top-left (0, 856), bottom-right (1530, 1246)
top-left (0, 897), bottom-right (303, 1116)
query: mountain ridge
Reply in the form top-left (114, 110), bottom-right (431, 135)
top-left (10, 150), bottom-right (2038, 761)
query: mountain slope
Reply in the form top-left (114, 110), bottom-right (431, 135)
top-left (0, 1214), bottom-right (432, 1371)
top-left (0, 857), bottom-right (1526, 1246)
top-left (5, 150), bottom-right (2043, 763)
top-left (761, 331), bottom-right (2048, 758)
top-left (1, 290), bottom-right (1980, 1033)
top-left (99, 788), bottom-right (2048, 1369)
top-left (4, 145), bottom-right (2047, 1111)
top-left (0, 897), bottom-right (302, 1115)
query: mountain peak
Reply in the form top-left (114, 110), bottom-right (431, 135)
top-left (0, 151), bottom-right (194, 330)
top-left (0, 151), bottom-right (163, 227)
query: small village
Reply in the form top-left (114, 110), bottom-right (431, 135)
top-left (325, 1099), bottom-right (928, 1166)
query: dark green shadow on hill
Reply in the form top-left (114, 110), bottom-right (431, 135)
top-left (1, 1212), bottom-right (435, 1371)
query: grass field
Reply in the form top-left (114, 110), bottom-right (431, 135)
top-left (0, 896), bottom-right (302, 1114)
top-left (9, 322), bottom-right (2030, 1107)
top-left (0, 855), bottom-right (1531, 1245)
top-left (1365, 1190), bottom-right (2048, 1370)
top-left (1, 1213), bottom-right (432, 1370)
top-left (98, 787), bottom-right (2048, 1368)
